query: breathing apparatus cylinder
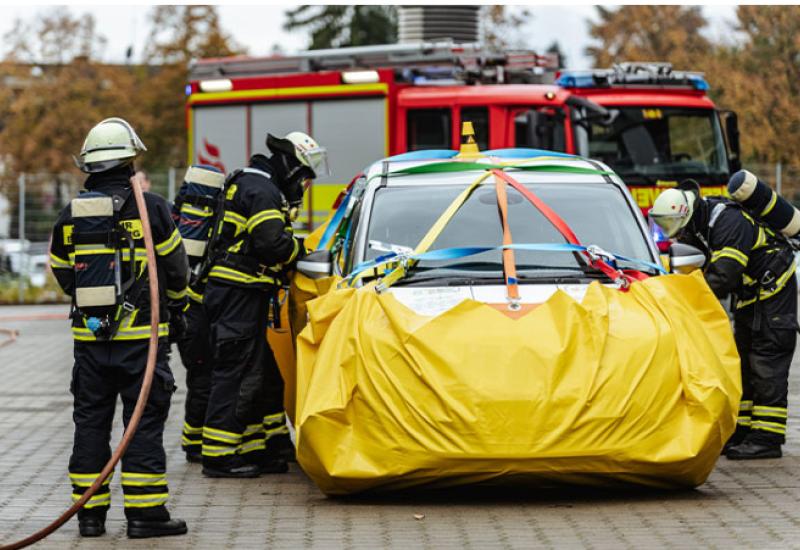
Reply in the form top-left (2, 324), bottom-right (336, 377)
top-left (728, 169), bottom-right (800, 238)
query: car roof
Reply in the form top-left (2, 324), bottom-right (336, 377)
top-left (363, 149), bottom-right (620, 187)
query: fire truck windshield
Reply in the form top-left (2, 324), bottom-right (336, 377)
top-left (573, 107), bottom-right (729, 181)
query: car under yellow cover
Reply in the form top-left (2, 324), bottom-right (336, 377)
top-left (290, 271), bottom-right (740, 495)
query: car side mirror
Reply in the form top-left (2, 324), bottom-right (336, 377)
top-left (669, 243), bottom-right (706, 274)
top-left (297, 249), bottom-right (333, 279)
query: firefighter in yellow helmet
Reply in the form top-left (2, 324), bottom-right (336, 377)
top-left (200, 131), bottom-right (328, 477)
top-left (651, 179), bottom-right (797, 460)
top-left (49, 118), bottom-right (189, 537)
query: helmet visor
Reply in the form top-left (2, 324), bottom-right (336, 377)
top-left (300, 146), bottom-right (330, 177)
top-left (648, 211), bottom-right (687, 238)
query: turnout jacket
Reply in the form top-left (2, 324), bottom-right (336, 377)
top-left (688, 197), bottom-right (796, 309)
top-left (207, 155), bottom-right (301, 290)
top-left (49, 167), bottom-right (190, 341)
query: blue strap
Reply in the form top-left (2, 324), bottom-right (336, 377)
top-left (483, 148), bottom-right (578, 159)
top-left (316, 189), bottom-right (352, 251)
top-left (346, 243), bottom-right (666, 285)
top-left (386, 150), bottom-right (459, 161)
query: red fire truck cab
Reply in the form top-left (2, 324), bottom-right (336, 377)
top-left (188, 44), bottom-right (740, 229)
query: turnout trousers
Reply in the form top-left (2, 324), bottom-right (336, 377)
top-left (202, 281), bottom-right (286, 467)
top-left (69, 339), bottom-right (175, 519)
top-left (733, 276), bottom-right (798, 445)
top-left (176, 300), bottom-right (213, 456)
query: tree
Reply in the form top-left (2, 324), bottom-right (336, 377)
top-left (284, 6), bottom-right (397, 49)
top-left (0, 9), bottom-right (139, 174)
top-left (586, 6), bottom-right (710, 68)
top-left (140, 5), bottom-right (245, 169)
top-left (483, 6), bottom-right (532, 50)
top-left (703, 6), bottom-right (800, 164)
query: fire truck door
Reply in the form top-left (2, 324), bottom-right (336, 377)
top-left (191, 105), bottom-right (247, 174)
top-left (310, 98), bottom-right (387, 218)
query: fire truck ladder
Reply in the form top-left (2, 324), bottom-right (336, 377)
top-left (190, 40), bottom-right (560, 85)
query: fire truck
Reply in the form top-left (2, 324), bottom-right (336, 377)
top-left (187, 42), bottom-right (741, 229)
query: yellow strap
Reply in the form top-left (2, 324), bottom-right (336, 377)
top-left (370, 170), bottom-right (494, 291)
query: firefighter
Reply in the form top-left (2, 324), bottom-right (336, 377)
top-left (169, 165), bottom-right (227, 463)
top-left (201, 132), bottom-right (327, 477)
top-left (49, 118), bottom-right (189, 537)
top-left (650, 179), bottom-right (797, 460)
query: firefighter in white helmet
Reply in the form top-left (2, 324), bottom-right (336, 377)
top-left (50, 118), bottom-right (189, 537)
top-left (200, 131), bottom-right (328, 477)
top-left (650, 179), bottom-right (797, 460)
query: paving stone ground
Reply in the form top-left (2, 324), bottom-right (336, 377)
top-left (1, 303), bottom-right (800, 549)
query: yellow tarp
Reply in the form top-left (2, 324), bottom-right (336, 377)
top-left (294, 271), bottom-right (740, 495)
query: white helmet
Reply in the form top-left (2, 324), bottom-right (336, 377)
top-left (649, 188), bottom-right (696, 238)
top-left (267, 131), bottom-right (329, 178)
top-left (76, 117), bottom-right (147, 173)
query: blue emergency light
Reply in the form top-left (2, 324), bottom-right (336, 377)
top-left (557, 66), bottom-right (710, 91)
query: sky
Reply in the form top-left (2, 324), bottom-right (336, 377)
top-left (0, 4), bottom-right (739, 69)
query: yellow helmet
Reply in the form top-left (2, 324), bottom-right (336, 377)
top-left (76, 117), bottom-right (146, 173)
top-left (649, 188), bottom-right (695, 238)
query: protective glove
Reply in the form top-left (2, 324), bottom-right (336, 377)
top-left (167, 298), bottom-right (189, 343)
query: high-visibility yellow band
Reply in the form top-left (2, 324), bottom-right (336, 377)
top-left (203, 426), bottom-right (242, 444)
top-left (751, 420), bottom-right (786, 434)
top-left (739, 400), bottom-right (753, 411)
top-left (181, 203), bottom-right (214, 217)
top-left (72, 323), bottom-right (169, 342)
top-left (167, 287), bottom-right (187, 300)
top-left (69, 472), bottom-right (112, 487)
top-left (761, 193), bottom-right (778, 216)
top-left (243, 423), bottom-right (264, 437)
top-left (247, 209), bottom-right (284, 233)
top-left (753, 406), bottom-right (788, 419)
top-left (121, 472), bottom-right (167, 486)
top-left (72, 492), bottom-right (111, 508)
top-left (183, 422), bottom-right (203, 435)
top-left (224, 211), bottom-right (247, 233)
top-left (123, 493), bottom-right (169, 508)
top-left (156, 228), bottom-right (183, 256)
top-left (240, 440), bottom-right (266, 454)
top-left (710, 247), bottom-right (748, 267)
top-left (49, 252), bottom-right (72, 269)
top-left (265, 425), bottom-right (289, 438)
top-left (263, 412), bottom-right (285, 424)
top-left (181, 436), bottom-right (202, 446)
top-left (201, 445), bottom-right (238, 457)
top-left (209, 265), bottom-right (277, 286)
top-left (737, 417), bottom-right (752, 427)
top-left (187, 287), bottom-right (204, 303)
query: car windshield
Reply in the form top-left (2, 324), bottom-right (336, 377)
top-left (574, 107), bottom-right (729, 179)
top-left (364, 178), bottom-right (653, 281)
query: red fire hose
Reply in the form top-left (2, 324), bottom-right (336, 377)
top-left (0, 176), bottom-right (161, 549)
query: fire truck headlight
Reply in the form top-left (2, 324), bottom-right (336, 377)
top-left (342, 70), bottom-right (380, 84)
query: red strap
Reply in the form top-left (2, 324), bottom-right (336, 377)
top-left (491, 169), bottom-right (580, 245)
top-left (490, 169), bottom-right (637, 290)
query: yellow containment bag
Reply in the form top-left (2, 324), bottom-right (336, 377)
top-left (294, 271), bottom-right (740, 495)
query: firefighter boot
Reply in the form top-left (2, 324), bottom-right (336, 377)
top-left (127, 507), bottom-right (188, 539)
top-left (78, 509), bottom-right (106, 537)
top-left (726, 440), bottom-right (782, 460)
top-left (271, 432), bottom-right (296, 462)
top-left (202, 455), bottom-right (261, 478)
top-left (721, 426), bottom-right (750, 455)
top-left (185, 450), bottom-right (202, 464)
